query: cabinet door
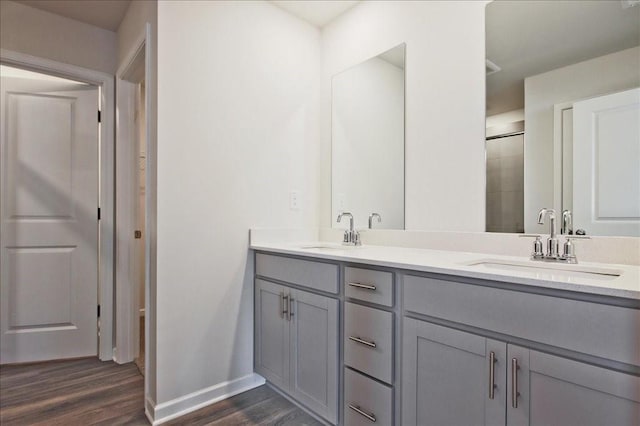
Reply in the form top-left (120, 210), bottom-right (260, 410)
top-left (508, 345), bottom-right (640, 426)
top-left (289, 288), bottom-right (339, 424)
top-left (402, 318), bottom-right (507, 426)
top-left (255, 279), bottom-right (290, 391)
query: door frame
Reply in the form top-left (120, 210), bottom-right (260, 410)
top-left (552, 100), bottom-right (574, 215)
top-left (115, 24), bottom-right (151, 365)
top-left (0, 48), bottom-right (115, 361)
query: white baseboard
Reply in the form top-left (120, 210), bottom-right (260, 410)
top-left (147, 373), bottom-right (265, 425)
top-left (145, 396), bottom-right (156, 424)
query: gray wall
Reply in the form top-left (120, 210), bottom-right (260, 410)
top-left (0, 1), bottom-right (117, 74)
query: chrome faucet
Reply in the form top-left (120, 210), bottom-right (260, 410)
top-left (368, 213), bottom-right (381, 229)
top-left (337, 212), bottom-right (361, 246)
top-left (538, 208), bottom-right (559, 258)
top-left (561, 210), bottom-right (573, 235)
top-left (522, 208), bottom-right (589, 264)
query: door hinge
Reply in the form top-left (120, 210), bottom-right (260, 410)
top-left (98, 110), bottom-right (102, 123)
top-left (98, 207), bottom-right (101, 220)
top-left (135, 230), bottom-right (142, 239)
top-left (97, 304), bottom-right (101, 317)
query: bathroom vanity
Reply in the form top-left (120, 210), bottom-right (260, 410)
top-left (252, 242), bottom-right (640, 426)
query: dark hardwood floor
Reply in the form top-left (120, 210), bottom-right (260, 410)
top-left (0, 358), bottom-right (322, 425)
top-left (0, 357), bottom-right (147, 425)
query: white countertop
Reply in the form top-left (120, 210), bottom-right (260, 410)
top-left (250, 241), bottom-right (640, 300)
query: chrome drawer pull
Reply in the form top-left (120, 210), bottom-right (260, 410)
top-left (489, 351), bottom-right (497, 400)
top-left (348, 404), bottom-right (376, 422)
top-left (349, 336), bottom-right (377, 348)
top-left (511, 358), bottom-right (520, 408)
top-left (348, 282), bottom-right (377, 291)
top-left (280, 293), bottom-right (288, 319)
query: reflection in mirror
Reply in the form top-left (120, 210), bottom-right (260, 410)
top-left (332, 43), bottom-right (405, 230)
top-left (486, 0), bottom-right (640, 236)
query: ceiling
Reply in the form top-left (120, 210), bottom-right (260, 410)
top-left (271, 0), bottom-right (359, 28)
top-left (14, 0), bottom-right (131, 32)
top-left (15, 0), bottom-right (358, 32)
top-left (486, 0), bottom-right (640, 116)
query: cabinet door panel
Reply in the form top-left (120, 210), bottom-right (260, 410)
top-left (509, 345), bottom-right (640, 426)
top-left (402, 318), bottom-right (506, 426)
top-left (290, 289), bottom-right (339, 424)
top-left (255, 279), bottom-right (289, 390)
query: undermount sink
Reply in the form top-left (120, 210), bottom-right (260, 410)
top-left (297, 244), bottom-right (358, 250)
top-left (464, 259), bottom-right (622, 281)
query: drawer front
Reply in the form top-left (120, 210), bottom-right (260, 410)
top-left (344, 368), bottom-right (393, 426)
top-left (345, 267), bottom-right (393, 307)
top-left (255, 253), bottom-right (338, 294)
top-left (403, 274), bottom-right (640, 366)
top-left (344, 302), bottom-right (393, 383)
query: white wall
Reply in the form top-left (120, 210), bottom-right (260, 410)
top-left (0, 1), bottom-right (117, 74)
top-left (332, 56), bottom-right (405, 229)
top-left (156, 0), bottom-right (320, 410)
top-left (524, 47), bottom-right (640, 233)
top-left (321, 0), bottom-right (488, 232)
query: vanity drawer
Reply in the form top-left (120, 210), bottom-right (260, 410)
top-left (344, 368), bottom-right (393, 426)
top-left (344, 302), bottom-right (393, 383)
top-left (403, 274), bottom-right (640, 366)
top-left (345, 267), bottom-right (393, 307)
top-left (255, 253), bottom-right (338, 294)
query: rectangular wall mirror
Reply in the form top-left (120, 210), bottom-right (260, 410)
top-left (485, 0), bottom-right (640, 237)
top-left (332, 43), bottom-right (406, 230)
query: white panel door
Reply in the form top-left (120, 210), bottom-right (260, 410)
top-left (573, 87), bottom-right (640, 236)
top-left (0, 77), bottom-right (99, 363)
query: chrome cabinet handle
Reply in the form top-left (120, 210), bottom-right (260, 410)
top-left (511, 358), bottom-right (520, 408)
top-left (348, 404), bottom-right (376, 422)
top-left (280, 293), bottom-right (287, 319)
top-left (489, 351), bottom-right (497, 400)
top-left (288, 297), bottom-right (294, 321)
top-left (348, 336), bottom-right (377, 348)
top-left (348, 282), bottom-right (377, 291)
top-left (282, 294), bottom-right (289, 320)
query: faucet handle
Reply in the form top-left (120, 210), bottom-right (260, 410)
top-left (520, 234), bottom-right (543, 257)
top-left (562, 236), bottom-right (589, 263)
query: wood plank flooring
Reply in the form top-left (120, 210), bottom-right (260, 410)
top-left (1, 358), bottom-right (322, 425)
top-left (135, 317), bottom-right (145, 376)
top-left (0, 357), bottom-right (147, 425)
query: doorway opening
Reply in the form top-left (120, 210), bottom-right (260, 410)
top-left (0, 55), bottom-right (115, 364)
top-left (115, 27), bottom-right (150, 385)
top-left (134, 81), bottom-right (147, 375)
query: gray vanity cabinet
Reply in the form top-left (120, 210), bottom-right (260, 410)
top-left (402, 318), bottom-right (507, 426)
top-left (256, 251), bottom-right (639, 426)
top-left (507, 345), bottom-right (640, 426)
top-left (402, 318), bottom-right (640, 426)
top-left (255, 278), bottom-right (339, 424)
